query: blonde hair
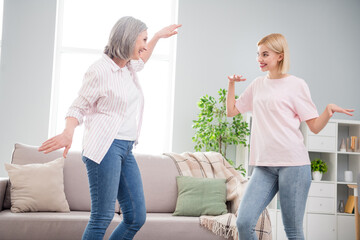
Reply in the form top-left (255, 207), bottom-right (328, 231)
top-left (257, 33), bottom-right (289, 74)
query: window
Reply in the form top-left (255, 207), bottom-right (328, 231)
top-left (50, 0), bottom-right (178, 154)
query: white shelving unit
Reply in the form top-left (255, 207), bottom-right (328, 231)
top-left (302, 119), bottom-right (360, 240)
top-left (237, 118), bottom-right (360, 240)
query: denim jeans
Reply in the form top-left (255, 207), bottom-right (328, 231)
top-left (237, 165), bottom-right (311, 240)
top-left (82, 139), bottom-right (146, 240)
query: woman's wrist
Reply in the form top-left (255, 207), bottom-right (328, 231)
top-left (63, 128), bottom-right (75, 137)
top-left (326, 104), bottom-right (334, 116)
top-left (153, 32), bottom-right (162, 41)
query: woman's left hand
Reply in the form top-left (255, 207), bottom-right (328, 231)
top-left (155, 24), bottom-right (182, 39)
top-left (327, 103), bottom-right (354, 117)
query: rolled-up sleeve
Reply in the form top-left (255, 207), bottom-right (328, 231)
top-left (66, 70), bottom-right (99, 125)
top-left (129, 59), bottom-right (145, 72)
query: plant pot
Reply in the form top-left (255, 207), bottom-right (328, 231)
top-left (312, 171), bottom-right (323, 181)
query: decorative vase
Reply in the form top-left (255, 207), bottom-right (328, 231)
top-left (344, 170), bottom-right (353, 182)
top-left (338, 200), bottom-right (345, 213)
top-left (339, 138), bottom-right (346, 152)
top-left (312, 171), bottom-right (323, 181)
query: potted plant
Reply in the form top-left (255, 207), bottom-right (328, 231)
top-left (310, 158), bottom-right (328, 181)
top-left (192, 88), bottom-right (250, 176)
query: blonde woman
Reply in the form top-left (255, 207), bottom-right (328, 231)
top-left (39, 16), bottom-right (181, 240)
top-left (226, 33), bottom-right (354, 240)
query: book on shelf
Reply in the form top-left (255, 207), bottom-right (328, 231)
top-left (344, 195), bottom-right (355, 214)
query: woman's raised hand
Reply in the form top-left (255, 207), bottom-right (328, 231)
top-left (38, 130), bottom-right (74, 158)
top-left (155, 24), bottom-right (182, 39)
top-left (228, 74), bottom-right (246, 83)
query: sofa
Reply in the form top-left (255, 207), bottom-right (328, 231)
top-left (0, 143), bottom-right (231, 240)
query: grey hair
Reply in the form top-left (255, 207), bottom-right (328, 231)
top-left (104, 16), bottom-right (147, 60)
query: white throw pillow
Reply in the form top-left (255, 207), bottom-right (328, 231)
top-left (4, 158), bottom-right (70, 213)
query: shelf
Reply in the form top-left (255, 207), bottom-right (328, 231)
top-left (307, 211), bottom-right (336, 215)
top-left (311, 180), bottom-right (336, 184)
top-left (337, 181), bottom-right (357, 185)
top-left (335, 119), bottom-right (360, 125)
top-left (336, 212), bottom-right (355, 216)
top-left (309, 150), bottom-right (336, 154)
top-left (337, 151), bottom-right (360, 155)
top-left (306, 120), bottom-right (360, 240)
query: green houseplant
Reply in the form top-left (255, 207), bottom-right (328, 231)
top-left (310, 158), bottom-right (328, 181)
top-left (192, 88), bottom-right (250, 176)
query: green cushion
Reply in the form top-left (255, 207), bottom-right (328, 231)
top-left (173, 176), bottom-right (227, 217)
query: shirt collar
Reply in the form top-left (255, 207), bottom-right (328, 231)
top-left (103, 54), bottom-right (122, 72)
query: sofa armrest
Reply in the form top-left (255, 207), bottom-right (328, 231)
top-left (0, 178), bottom-right (9, 211)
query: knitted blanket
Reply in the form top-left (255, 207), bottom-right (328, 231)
top-left (164, 152), bottom-right (272, 240)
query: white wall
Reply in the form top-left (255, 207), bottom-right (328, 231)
top-left (172, 0), bottom-right (360, 153)
top-left (0, 0), bottom-right (57, 176)
top-left (0, 0), bottom-right (359, 176)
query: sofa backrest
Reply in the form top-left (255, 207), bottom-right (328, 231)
top-left (134, 153), bottom-right (179, 213)
top-left (4, 143), bottom-right (179, 213)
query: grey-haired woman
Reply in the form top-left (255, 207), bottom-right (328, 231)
top-left (39, 16), bottom-right (181, 240)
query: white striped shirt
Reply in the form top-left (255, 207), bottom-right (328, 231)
top-left (66, 54), bottom-right (145, 164)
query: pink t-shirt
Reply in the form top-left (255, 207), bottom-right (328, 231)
top-left (235, 75), bottom-right (319, 166)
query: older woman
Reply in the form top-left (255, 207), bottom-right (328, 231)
top-left (39, 16), bottom-right (181, 240)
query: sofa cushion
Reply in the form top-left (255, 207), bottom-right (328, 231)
top-left (135, 153), bottom-right (179, 213)
top-left (10, 143), bottom-right (120, 213)
top-left (135, 213), bottom-right (229, 240)
top-left (0, 210), bottom-right (121, 240)
top-left (0, 211), bottom-right (229, 240)
top-left (5, 158), bottom-right (70, 213)
top-left (173, 176), bottom-right (227, 216)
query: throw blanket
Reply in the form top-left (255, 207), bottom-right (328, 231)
top-left (164, 152), bottom-right (272, 240)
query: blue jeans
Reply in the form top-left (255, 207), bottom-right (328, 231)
top-left (82, 140), bottom-right (146, 240)
top-left (237, 165), bottom-right (311, 240)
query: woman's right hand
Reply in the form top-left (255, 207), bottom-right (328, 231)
top-left (38, 130), bottom-right (73, 158)
top-left (228, 74), bottom-right (246, 83)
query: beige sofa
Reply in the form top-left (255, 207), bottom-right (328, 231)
top-left (0, 143), bottom-right (230, 240)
